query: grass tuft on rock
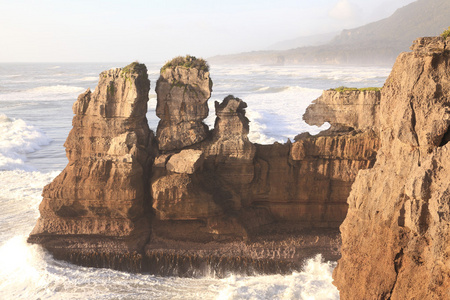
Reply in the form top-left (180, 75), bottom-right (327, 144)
top-left (161, 55), bottom-right (210, 73)
top-left (330, 86), bottom-right (381, 93)
top-left (123, 61), bottom-right (147, 75)
top-left (441, 27), bottom-right (450, 39)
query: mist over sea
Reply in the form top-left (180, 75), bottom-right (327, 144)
top-left (0, 62), bottom-right (390, 299)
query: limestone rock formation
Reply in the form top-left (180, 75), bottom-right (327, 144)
top-left (207, 95), bottom-right (255, 161)
top-left (28, 62), bottom-right (153, 259)
top-left (205, 95), bottom-right (256, 190)
top-left (248, 89), bottom-right (380, 227)
top-left (166, 149), bottom-right (204, 174)
top-left (155, 56), bottom-right (212, 151)
top-left (333, 37), bottom-right (450, 299)
top-left (150, 95), bottom-right (258, 242)
top-left (251, 130), bottom-right (379, 227)
top-left (303, 88), bottom-right (380, 131)
top-left (27, 56), bottom-right (383, 276)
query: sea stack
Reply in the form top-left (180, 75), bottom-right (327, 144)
top-left (155, 55), bottom-right (212, 151)
top-left (333, 37), bottom-right (450, 299)
top-left (28, 62), bottom-right (154, 266)
top-left (28, 55), bottom-right (381, 276)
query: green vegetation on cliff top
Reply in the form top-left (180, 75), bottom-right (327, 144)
top-left (441, 26), bottom-right (450, 39)
top-left (161, 55), bottom-right (210, 73)
top-left (330, 86), bottom-right (381, 92)
top-left (123, 61), bottom-right (147, 74)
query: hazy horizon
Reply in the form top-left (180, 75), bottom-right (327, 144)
top-left (1, 0), bottom-right (415, 63)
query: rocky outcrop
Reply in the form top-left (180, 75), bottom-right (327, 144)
top-left (303, 88), bottom-right (380, 131)
top-left (28, 56), bottom-right (381, 276)
top-left (333, 37), bottom-right (450, 299)
top-left (150, 95), bottom-right (260, 242)
top-left (251, 129), bottom-right (379, 228)
top-left (155, 56), bottom-right (212, 151)
top-left (249, 88), bottom-right (380, 227)
top-left (28, 62), bottom-right (153, 259)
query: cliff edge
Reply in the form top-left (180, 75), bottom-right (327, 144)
top-left (333, 37), bottom-right (450, 299)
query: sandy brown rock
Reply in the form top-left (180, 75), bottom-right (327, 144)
top-left (28, 62), bottom-right (153, 253)
top-left (333, 37), bottom-right (450, 299)
top-left (205, 95), bottom-right (256, 188)
top-left (166, 149), bottom-right (204, 174)
top-left (150, 95), bottom-right (257, 241)
top-left (28, 58), bottom-right (383, 276)
top-left (155, 56), bottom-right (212, 151)
top-left (303, 89), bottom-right (380, 131)
top-left (251, 129), bottom-right (379, 227)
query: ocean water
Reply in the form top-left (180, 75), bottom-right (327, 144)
top-left (0, 62), bottom-right (390, 299)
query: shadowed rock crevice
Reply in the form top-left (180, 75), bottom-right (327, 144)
top-left (439, 125), bottom-right (450, 146)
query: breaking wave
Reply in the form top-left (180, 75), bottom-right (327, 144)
top-left (0, 114), bottom-right (51, 170)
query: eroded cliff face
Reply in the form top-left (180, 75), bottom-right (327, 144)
top-left (150, 94), bottom-right (263, 243)
top-left (304, 88), bottom-right (380, 131)
top-left (333, 37), bottom-right (450, 299)
top-left (28, 56), bottom-right (381, 275)
top-left (28, 63), bottom-right (153, 263)
top-left (252, 129), bottom-right (379, 228)
top-left (155, 58), bottom-right (211, 151)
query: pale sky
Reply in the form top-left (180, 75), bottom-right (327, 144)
top-left (0, 0), bottom-right (416, 63)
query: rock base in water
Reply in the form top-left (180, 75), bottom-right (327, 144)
top-left (28, 56), bottom-right (381, 276)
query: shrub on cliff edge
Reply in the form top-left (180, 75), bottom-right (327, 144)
top-left (441, 27), bottom-right (450, 39)
top-left (161, 55), bottom-right (209, 73)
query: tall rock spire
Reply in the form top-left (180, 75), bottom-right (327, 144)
top-left (155, 55), bottom-right (212, 151)
top-left (28, 62), bottom-right (154, 263)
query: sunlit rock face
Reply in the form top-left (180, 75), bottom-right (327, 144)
top-left (28, 55), bottom-right (383, 276)
top-left (333, 37), bottom-right (450, 299)
top-left (28, 62), bottom-right (154, 260)
top-left (250, 88), bottom-right (380, 227)
top-left (155, 56), bottom-right (212, 151)
top-left (303, 88), bottom-right (381, 131)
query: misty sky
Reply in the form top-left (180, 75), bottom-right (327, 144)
top-left (0, 0), bottom-right (416, 63)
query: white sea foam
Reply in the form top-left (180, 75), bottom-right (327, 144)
top-left (0, 237), bottom-right (338, 300)
top-left (206, 85), bottom-right (329, 144)
top-left (217, 255), bottom-right (339, 300)
top-left (242, 86), bottom-right (329, 143)
top-left (0, 114), bottom-right (51, 170)
top-left (0, 85), bottom-right (86, 101)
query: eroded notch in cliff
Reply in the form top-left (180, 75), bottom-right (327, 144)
top-left (438, 125), bottom-right (450, 147)
top-left (387, 248), bottom-right (404, 299)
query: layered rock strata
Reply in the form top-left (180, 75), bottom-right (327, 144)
top-left (248, 88), bottom-right (380, 228)
top-left (155, 55), bottom-right (212, 151)
top-left (28, 63), bottom-right (153, 262)
top-left (304, 88), bottom-right (380, 131)
top-left (149, 76), bottom-right (380, 272)
top-left (252, 129), bottom-right (379, 228)
top-left (150, 94), bottom-right (262, 242)
top-left (29, 56), bottom-right (381, 275)
top-left (333, 37), bottom-right (450, 299)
